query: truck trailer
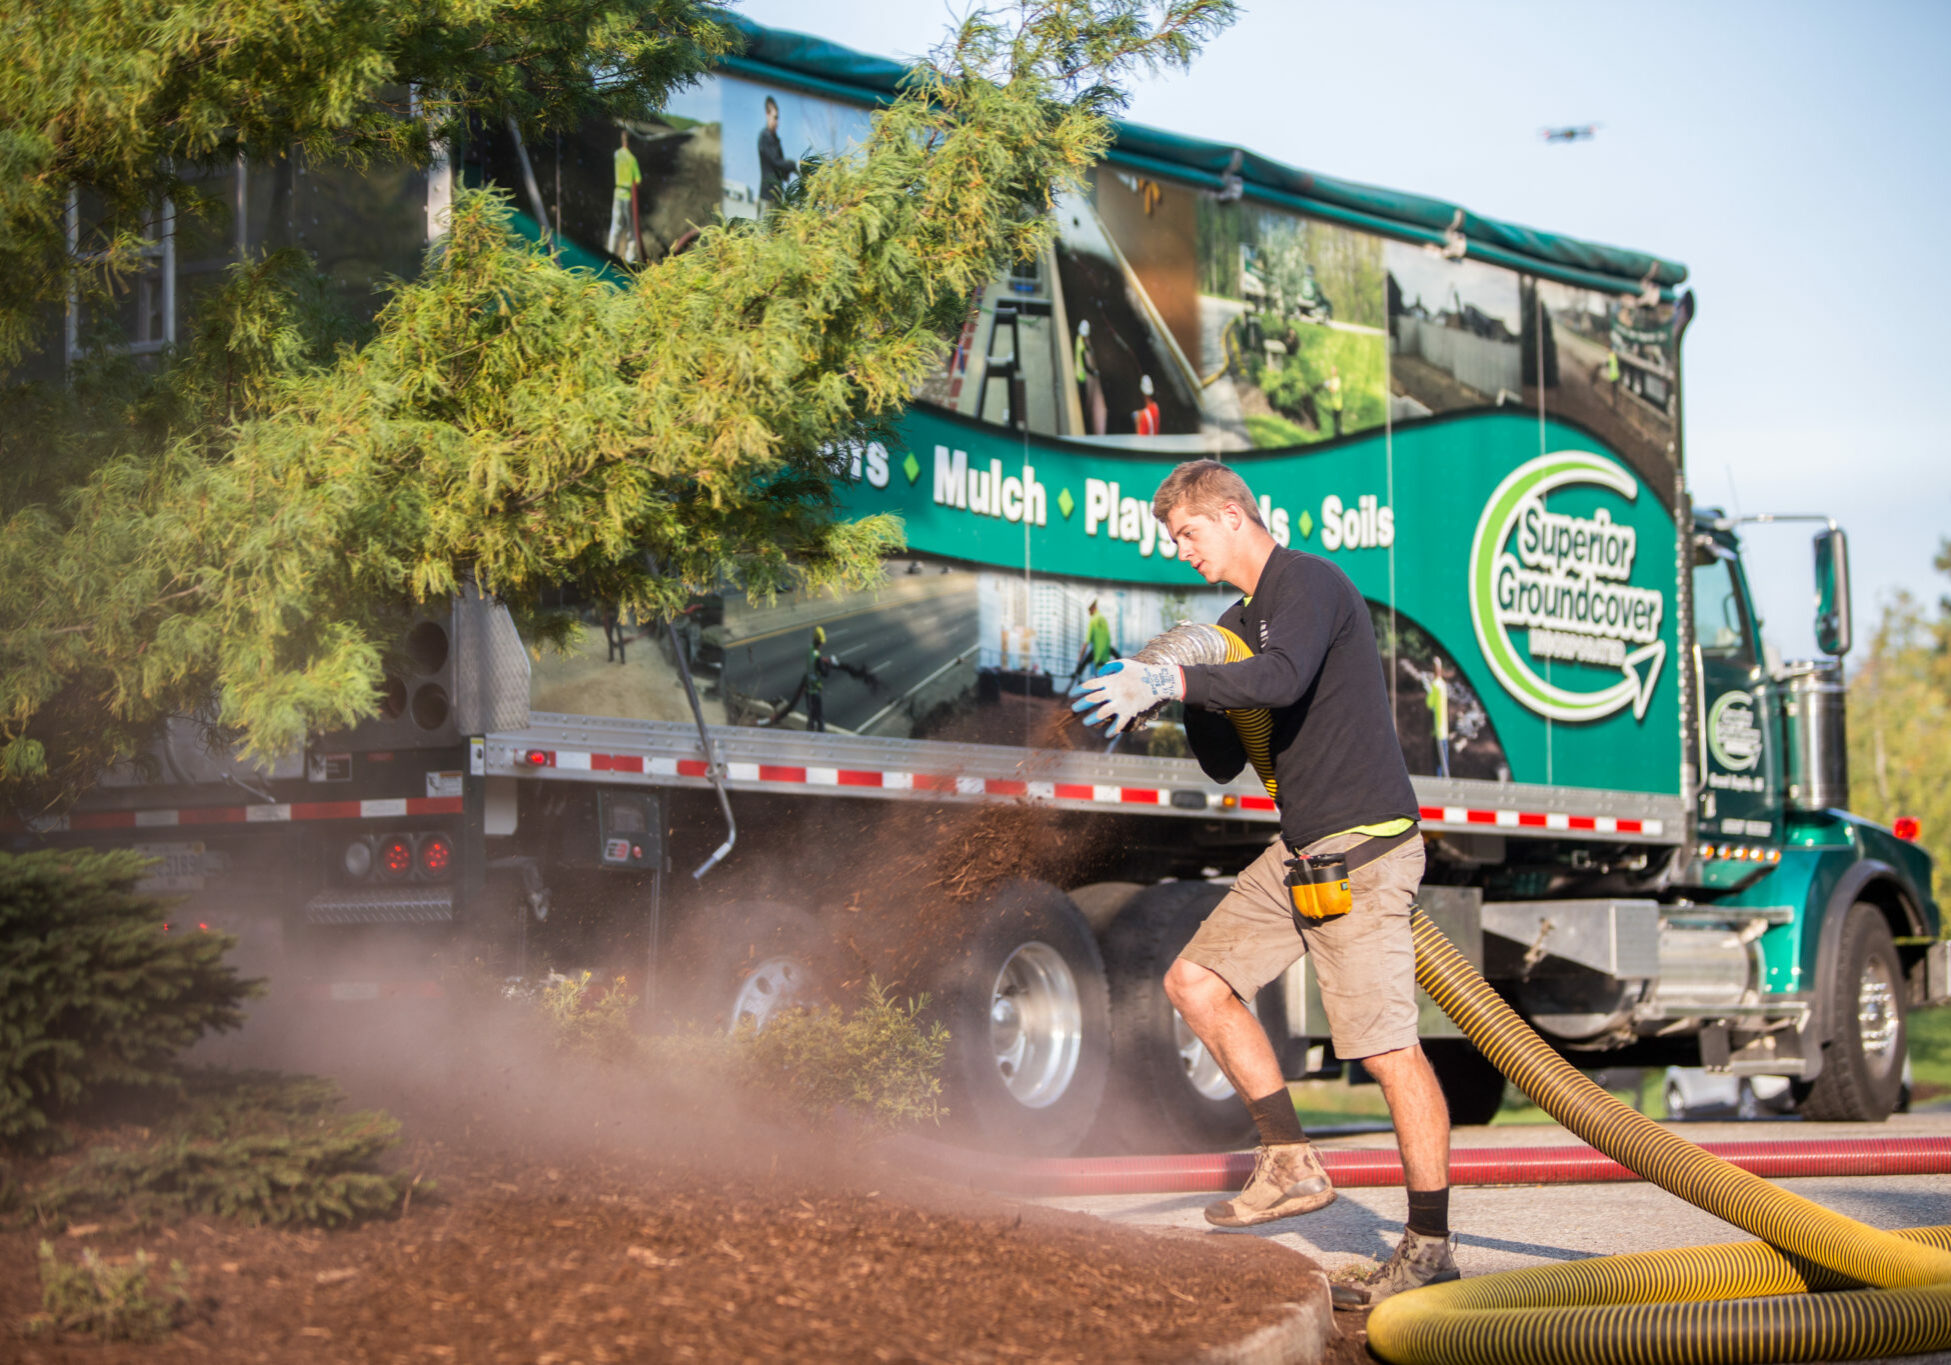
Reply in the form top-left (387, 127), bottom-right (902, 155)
top-left (12, 19), bottom-right (1943, 1156)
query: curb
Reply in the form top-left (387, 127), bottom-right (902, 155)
top-left (887, 1133), bottom-right (1951, 1197)
top-left (1190, 1269), bottom-right (1333, 1365)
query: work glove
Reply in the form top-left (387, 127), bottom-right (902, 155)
top-left (1070, 659), bottom-right (1184, 736)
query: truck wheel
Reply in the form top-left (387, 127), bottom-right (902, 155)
top-left (1798, 902), bottom-right (1907, 1122)
top-left (663, 900), bottom-right (834, 1033)
top-left (1424, 1039), bottom-right (1506, 1128)
top-left (937, 880), bottom-right (1110, 1156)
top-left (1093, 881), bottom-right (1264, 1153)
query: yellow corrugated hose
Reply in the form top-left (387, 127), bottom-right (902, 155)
top-left (1187, 623), bottom-right (1951, 1364)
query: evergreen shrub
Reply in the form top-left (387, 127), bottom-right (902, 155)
top-left (0, 849), bottom-right (260, 1151)
top-left (30, 1070), bottom-right (415, 1229)
top-left (26, 1240), bottom-right (189, 1341)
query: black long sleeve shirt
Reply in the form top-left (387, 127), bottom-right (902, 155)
top-left (758, 129), bottom-right (797, 204)
top-left (1181, 546), bottom-right (1419, 848)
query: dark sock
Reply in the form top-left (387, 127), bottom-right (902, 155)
top-left (1406, 1186), bottom-right (1450, 1238)
top-left (1245, 1090), bottom-right (1306, 1147)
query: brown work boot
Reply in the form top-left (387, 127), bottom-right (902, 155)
top-left (1203, 1142), bottom-right (1336, 1228)
top-left (1331, 1229), bottom-right (1459, 1310)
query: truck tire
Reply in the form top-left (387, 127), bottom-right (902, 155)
top-left (1069, 881), bottom-right (1144, 936)
top-left (1092, 880), bottom-right (1265, 1153)
top-left (663, 899), bottom-right (835, 1033)
top-left (1797, 902), bottom-right (1908, 1122)
top-left (1425, 1039), bottom-right (1506, 1128)
top-left (936, 879), bottom-right (1110, 1156)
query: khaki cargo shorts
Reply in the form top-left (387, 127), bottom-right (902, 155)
top-left (1180, 830), bottom-right (1426, 1061)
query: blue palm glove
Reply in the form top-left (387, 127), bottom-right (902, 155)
top-left (1071, 659), bottom-right (1185, 736)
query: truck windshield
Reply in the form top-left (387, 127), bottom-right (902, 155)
top-left (1692, 552), bottom-right (1754, 664)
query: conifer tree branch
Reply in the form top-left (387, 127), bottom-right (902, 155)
top-left (0, 1), bottom-right (1235, 811)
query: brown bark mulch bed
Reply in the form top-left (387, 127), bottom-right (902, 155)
top-left (5, 1137), bottom-right (1359, 1364)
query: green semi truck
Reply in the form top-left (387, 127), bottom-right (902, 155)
top-left (14, 19), bottom-right (1942, 1155)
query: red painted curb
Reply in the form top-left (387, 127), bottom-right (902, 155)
top-left (891, 1136), bottom-right (1951, 1197)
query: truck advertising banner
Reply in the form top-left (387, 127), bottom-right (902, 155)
top-left (822, 408), bottom-right (1681, 796)
top-left (509, 71), bottom-right (1685, 803)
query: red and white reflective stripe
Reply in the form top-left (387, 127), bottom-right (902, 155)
top-left (518, 748), bottom-right (1175, 808)
top-left (1419, 804), bottom-right (1660, 837)
top-left (6, 796), bottom-right (463, 835)
top-left (515, 747), bottom-right (1664, 834)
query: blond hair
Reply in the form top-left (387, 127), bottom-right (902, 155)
top-left (1151, 459), bottom-right (1263, 526)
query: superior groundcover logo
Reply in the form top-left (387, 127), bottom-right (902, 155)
top-left (1469, 451), bottom-right (1668, 723)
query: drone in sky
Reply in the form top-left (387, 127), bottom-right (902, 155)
top-left (1541, 124), bottom-right (1601, 143)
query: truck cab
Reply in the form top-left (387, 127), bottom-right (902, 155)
top-left (1479, 510), bottom-right (1941, 1122)
top-left (1681, 511), bottom-right (1938, 1117)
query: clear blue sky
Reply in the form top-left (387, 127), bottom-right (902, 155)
top-left (733, 0), bottom-right (1951, 661)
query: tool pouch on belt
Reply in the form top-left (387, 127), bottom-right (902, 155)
top-left (1284, 825), bottom-right (1420, 924)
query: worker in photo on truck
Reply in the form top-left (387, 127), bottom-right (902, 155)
top-left (1072, 458), bottom-right (1459, 1307)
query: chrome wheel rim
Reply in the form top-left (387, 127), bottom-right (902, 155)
top-left (730, 956), bottom-right (811, 1033)
top-left (1858, 956), bottom-right (1900, 1073)
top-left (989, 942), bottom-right (1082, 1109)
top-left (1173, 997), bottom-right (1257, 1101)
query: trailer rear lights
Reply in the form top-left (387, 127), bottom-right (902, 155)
top-left (524, 749), bottom-right (554, 767)
top-left (418, 833), bottom-right (454, 878)
top-left (1895, 816), bottom-right (1921, 842)
top-left (377, 835), bottom-right (415, 880)
top-left (1170, 789), bottom-right (1208, 810)
top-left (344, 840), bottom-right (374, 879)
top-left (1218, 794), bottom-right (1240, 810)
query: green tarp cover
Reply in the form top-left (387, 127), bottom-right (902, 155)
top-left (720, 14), bottom-right (1687, 294)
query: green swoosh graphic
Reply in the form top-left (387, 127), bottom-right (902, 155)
top-left (1467, 451), bottom-right (1666, 724)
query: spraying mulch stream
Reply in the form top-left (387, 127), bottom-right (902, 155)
top-left (4, 1136), bottom-right (1338, 1363)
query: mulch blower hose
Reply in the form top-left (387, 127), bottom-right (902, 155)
top-left (1133, 622), bottom-right (1951, 1365)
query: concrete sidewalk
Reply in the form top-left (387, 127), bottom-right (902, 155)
top-left (1040, 1111), bottom-right (1951, 1277)
top-left (1040, 1113), bottom-right (1951, 1363)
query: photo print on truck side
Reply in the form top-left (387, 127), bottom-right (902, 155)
top-left (1521, 277), bottom-right (1680, 498)
top-left (1384, 243), bottom-right (1525, 420)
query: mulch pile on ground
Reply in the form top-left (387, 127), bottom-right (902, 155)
top-left (5, 1140), bottom-right (1332, 1363)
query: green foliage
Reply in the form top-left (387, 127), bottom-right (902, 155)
top-left (0, 848), bottom-right (259, 1153)
top-left (1243, 412), bottom-right (1315, 448)
top-left (0, 0), bottom-right (1236, 813)
top-left (514, 971), bottom-right (947, 1134)
top-left (1253, 331), bottom-right (1387, 445)
top-left (733, 980), bottom-right (948, 1134)
top-left (535, 971), bottom-right (644, 1063)
top-left (0, 0), bottom-right (736, 369)
top-left (25, 1240), bottom-right (188, 1342)
top-left (1847, 540), bottom-right (1951, 905)
top-left (1907, 1006), bottom-right (1951, 1104)
top-left (29, 1070), bottom-right (414, 1229)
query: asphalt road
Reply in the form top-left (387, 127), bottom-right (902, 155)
top-left (1040, 1108), bottom-right (1951, 1364)
top-left (719, 579), bottom-right (978, 733)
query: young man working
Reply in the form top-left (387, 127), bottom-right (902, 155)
top-left (1073, 459), bottom-right (1459, 1307)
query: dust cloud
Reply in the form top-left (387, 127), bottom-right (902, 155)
top-left (165, 701), bottom-right (1208, 1170)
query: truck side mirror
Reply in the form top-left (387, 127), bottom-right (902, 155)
top-left (1814, 528), bottom-right (1852, 658)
